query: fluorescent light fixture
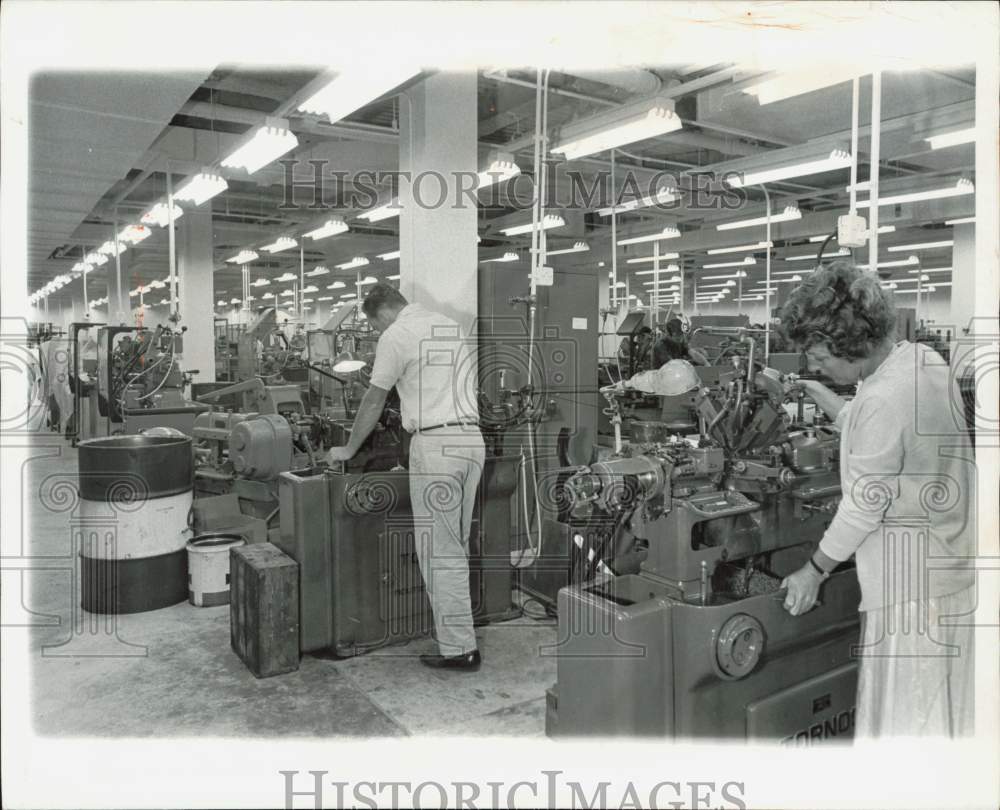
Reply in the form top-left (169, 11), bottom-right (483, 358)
top-left (71, 262), bottom-right (91, 274)
top-left (477, 155), bottom-right (521, 189)
top-left (743, 67), bottom-right (861, 105)
top-left (785, 249), bottom-right (850, 261)
top-left (141, 202), bottom-right (184, 228)
top-left (727, 150), bottom-right (851, 189)
top-left (301, 285), bottom-right (319, 294)
top-left (148, 279), bottom-right (166, 289)
top-left (617, 225), bottom-right (682, 247)
top-left (736, 295), bottom-right (764, 302)
top-left (626, 253), bottom-right (680, 265)
top-left (326, 281), bottom-right (346, 290)
top-left (699, 282), bottom-right (736, 290)
top-left (851, 178), bottom-right (974, 208)
top-left (387, 274), bottom-right (401, 280)
top-left (340, 293), bottom-right (357, 299)
top-left (358, 276), bottom-right (378, 285)
top-left (226, 250), bottom-right (259, 264)
top-left (945, 217), bottom-right (975, 226)
top-left (221, 118), bottom-right (298, 175)
top-left (925, 127), bottom-right (975, 150)
top-left (336, 257), bottom-right (370, 270)
top-left (774, 274), bottom-right (804, 283)
top-left (275, 272), bottom-right (297, 283)
top-left (98, 240), bottom-right (126, 256)
top-left (301, 298), bottom-right (314, 303)
top-left (807, 225), bottom-right (894, 243)
top-left (299, 65), bottom-right (421, 121)
top-left (907, 267), bottom-right (952, 274)
top-left (261, 292), bottom-right (276, 299)
top-left (216, 299), bottom-right (226, 306)
top-left (886, 240), bottom-right (953, 252)
top-left (304, 218), bottom-right (349, 240)
top-left (634, 265), bottom-right (681, 277)
top-left (546, 241), bottom-right (590, 256)
top-left (250, 278), bottom-right (270, 287)
top-left (230, 298), bottom-right (241, 305)
top-left (378, 250), bottom-right (400, 261)
top-left (857, 256), bottom-right (918, 270)
top-left (702, 271), bottom-right (748, 280)
top-left (261, 236), bottom-right (298, 254)
top-left (500, 214), bottom-right (565, 237)
top-left (174, 172), bottom-right (228, 206)
top-left (280, 290), bottom-right (296, 297)
top-left (481, 252), bottom-right (520, 264)
top-left (716, 205), bottom-right (802, 231)
top-left (598, 186), bottom-right (679, 217)
top-left (773, 268), bottom-right (816, 276)
top-left (306, 266), bottom-right (329, 277)
top-left (358, 201), bottom-right (400, 222)
top-left (84, 252), bottom-right (108, 267)
top-left (551, 96), bottom-right (682, 161)
top-left (118, 224), bottom-right (152, 245)
top-left (317, 296), bottom-right (334, 302)
top-left (706, 241), bottom-right (771, 255)
top-left (703, 258), bottom-right (757, 270)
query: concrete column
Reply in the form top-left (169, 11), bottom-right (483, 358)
top-left (177, 208), bottom-right (215, 383)
top-left (398, 73), bottom-right (478, 334)
top-left (950, 222), bottom-right (975, 338)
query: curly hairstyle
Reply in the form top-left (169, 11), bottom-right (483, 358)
top-left (779, 260), bottom-right (896, 360)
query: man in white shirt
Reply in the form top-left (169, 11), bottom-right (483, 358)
top-left (326, 284), bottom-right (485, 671)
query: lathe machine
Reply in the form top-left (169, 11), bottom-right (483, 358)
top-left (545, 328), bottom-right (862, 742)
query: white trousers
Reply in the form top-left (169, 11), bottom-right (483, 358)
top-left (408, 432), bottom-right (485, 656)
top-left (856, 586), bottom-right (976, 739)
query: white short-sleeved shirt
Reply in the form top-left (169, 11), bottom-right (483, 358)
top-left (368, 303), bottom-right (478, 433)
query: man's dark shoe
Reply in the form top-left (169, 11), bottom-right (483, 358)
top-left (419, 649), bottom-right (481, 671)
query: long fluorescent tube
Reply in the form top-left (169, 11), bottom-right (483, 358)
top-left (774, 275), bottom-right (803, 283)
top-left (728, 150), bottom-right (851, 189)
top-left (480, 252), bottom-right (520, 264)
top-left (118, 224), bottom-right (152, 245)
top-left (625, 253), bottom-right (680, 265)
top-left (301, 285), bottom-right (319, 294)
top-left (617, 225), bottom-right (682, 247)
top-left (387, 274), bottom-right (401, 280)
top-left (98, 240), bottom-right (126, 256)
top-left (716, 205), bottom-right (801, 231)
top-left (945, 217), bottom-right (975, 226)
top-left (857, 256), bottom-right (918, 270)
top-left (358, 202), bottom-right (400, 222)
top-left (851, 178), bottom-right (974, 208)
top-left (500, 214), bottom-right (565, 237)
top-left (340, 293), bottom-right (357, 299)
top-left (598, 186), bottom-right (679, 217)
top-left (886, 240), bottom-right (953, 252)
top-left (141, 202), bottom-right (184, 228)
top-left (250, 278), bottom-right (270, 287)
top-left (551, 96), bottom-right (682, 160)
top-left (706, 241), bottom-right (771, 255)
top-left (634, 267), bottom-right (680, 277)
top-left (703, 258), bottom-right (756, 270)
top-left (306, 266), bottom-right (330, 277)
top-left (546, 242), bottom-right (589, 256)
top-left (229, 298), bottom-right (241, 305)
top-left (743, 67), bottom-right (861, 105)
top-left (299, 65), bottom-right (421, 121)
top-left (477, 156), bottom-right (521, 189)
top-left (326, 281), bottom-right (346, 290)
top-left (785, 249), bottom-right (850, 261)
top-left (358, 276), bottom-right (378, 285)
top-left (280, 290), bottom-right (296, 297)
top-left (378, 250), bottom-right (400, 261)
top-left (336, 257), bottom-right (370, 270)
top-left (221, 119), bottom-right (298, 175)
top-left (907, 267), bottom-right (952, 274)
top-left (773, 268), bottom-right (816, 276)
top-left (226, 250), bottom-right (259, 264)
top-left (275, 272), bottom-right (297, 282)
top-left (304, 218), bottom-right (349, 240)
top-left (701, 271), bottom-right (748, 280)
top-left (261, 237), bottom-right (298, 253)
top-left (317, 296), bottom-right (334, 302)
top-left (174, 172), bottom-right (228, 206)
top-left (925, 127), bottom-right (975, 150)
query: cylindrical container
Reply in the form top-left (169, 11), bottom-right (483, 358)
top-left (78, 435), bottom-right (194, 614)
top-left (186, 533), bottom-right (245, 607)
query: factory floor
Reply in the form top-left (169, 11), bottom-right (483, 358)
top-left (18, 437), bottom-right (558, 738)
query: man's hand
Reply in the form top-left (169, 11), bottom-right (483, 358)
top-left (326, 446), bottom-right (355, 463)
top-left (780, 563), bottom-right (824, 616)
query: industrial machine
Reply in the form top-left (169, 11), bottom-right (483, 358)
top-left (545, 328), bottom-right (861, 742)
top-left (96, 323), bottom-right (209, 435)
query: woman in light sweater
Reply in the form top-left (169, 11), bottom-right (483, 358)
top-left (779, 261), bottom-right (975, 738)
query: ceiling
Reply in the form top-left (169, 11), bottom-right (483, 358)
top-left (28, 63), bottom-right (976, 313)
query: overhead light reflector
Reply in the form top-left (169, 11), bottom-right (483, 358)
top-left (925, 127), bottom-right (976, 150)
top-left (299, 66), bottom-right (421, 122)
top-left (226, 250), bottom-right (259, 264)
top-left (706, 241), bottom-right (771, 256)
top-left (261, 237), bottom-right (298, 254)
top-left (617, 225), bottom-right (681, 247)
top-left (551, 96), bottom-right (682, 161)
top-left (716, 205), bottom-right (802, 231)
top-left (336, 257), bottom-right (370, 270)
top-left (500, 214), bottom-right (565, 237)
top-left (886, 240), bottom-right (954, 252)
top-left (141, 202), bottom-right (184, 228)
top-left (221, 119), bottom-right (298, 175)
top-left (304, 218), bottom-right (349, 240)
top-left (174, 172), bottom-right (228, 207)
top-left (727, 150), bottom-right (851, 189)
top-left (546, 241), bottom-right (589, 256)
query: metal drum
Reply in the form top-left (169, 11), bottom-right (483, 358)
top-left (78, 435), bottom-right (194, 613)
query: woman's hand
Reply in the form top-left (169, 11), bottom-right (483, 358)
top-left (326, 446), bottom-right (354, 463)
top-left (780, 563), bottom-right (825, 616)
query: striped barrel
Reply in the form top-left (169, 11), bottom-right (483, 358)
top-left (78, 435), bottom-right (193, 614)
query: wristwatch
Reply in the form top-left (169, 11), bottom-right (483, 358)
top-left (808, 556), bottom-right (831, 580)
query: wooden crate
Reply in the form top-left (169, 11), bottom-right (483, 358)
top-left (230, 543), bottom-right (299, 678)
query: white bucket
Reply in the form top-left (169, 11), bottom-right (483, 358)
top-left (187, 533), bottom-right (246, 607)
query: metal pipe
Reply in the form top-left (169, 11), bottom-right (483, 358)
top-left (849, 77), bottom-right (860, 215)
top-left (113, 208), bottom-right (124, 324)
top-left (762, 185), bottom-right (772, 358)
top-left (869, 71), bottom-right (882, 267)
top-left (166, 166), bottom-right (178, 318)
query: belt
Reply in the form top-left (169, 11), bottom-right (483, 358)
top-left (414, 421), bottom-right (480, 434)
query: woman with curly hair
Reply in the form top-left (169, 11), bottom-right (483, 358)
top-left (778, 260), bottom-right (975, 739)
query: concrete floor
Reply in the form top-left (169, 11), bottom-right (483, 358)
top-left (17, 436), bottom-right (559, 738)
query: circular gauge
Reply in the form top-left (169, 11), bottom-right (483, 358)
top-left (715, 613), bottom-right (765, 679)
